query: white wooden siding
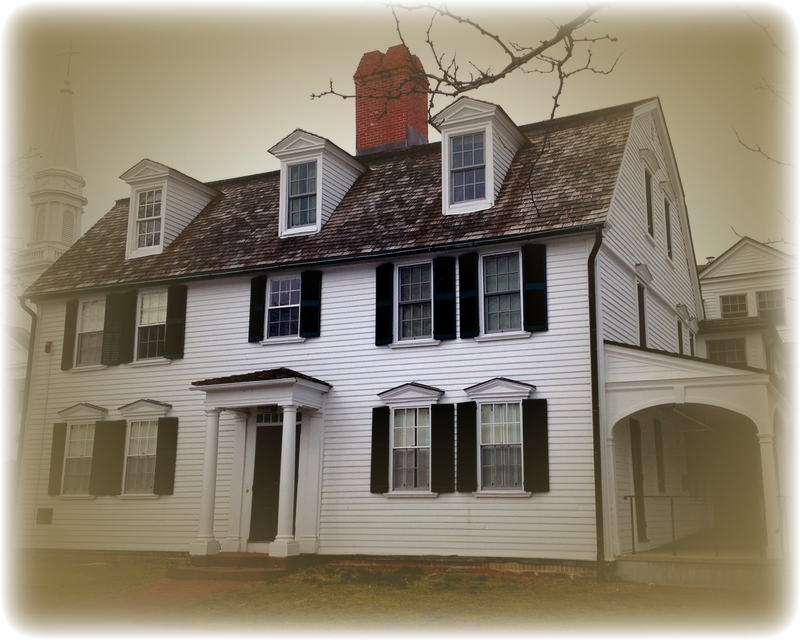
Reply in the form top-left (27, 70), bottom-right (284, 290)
top-left (600, 110), bottom-right (700, 350)
top-left (320, 156), bottom-right (362, 226)
top-left (16, 235), bottom-right (599, 561)
top-left (162, 179), bottom-right (216, 248)
top-left (491, 124), bottom-right (516, 200)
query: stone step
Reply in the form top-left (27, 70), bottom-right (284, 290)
top-left (167, 565), bottom-right (287, 582)
top-left (189, 553), bottom-right (287, 569)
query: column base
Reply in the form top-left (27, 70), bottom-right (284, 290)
top-left (189, 538), bottom-right (221, 556)
top-left (269, 537), bottom-right (300, 558)
top-left (220, 537), bottom-right (241, 553)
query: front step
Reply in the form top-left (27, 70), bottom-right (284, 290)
top-left (167, 565), bottom-right (287, 582)
top-left (188, 552), bottom-right (287, 569)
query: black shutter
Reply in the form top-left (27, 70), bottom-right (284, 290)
top-left (164, 285), bottom-right (188, 359)
top-left (522, 398), bottom-right (549, 492)
top-left (88, 420), bottom-right (127, 496)
top-left (375, 263), bottom-right (394, 346)
top-left (433, 257), bottom-right (456, 340)
top-left (299, 270), bottom-right (322, 338)
top-left (522, 244), bottom-right (547, 332)
top-left (118, 290), bottom-right (138, 364)
top-left (47, 423), bottom-right (67, 496)
top-left (370, 407), bottom-right (390, 493)
top-left (431, 404), bottom-right (455, 493)
top-left (61, 300), bottom-right (79, 371)
top-left (456, 401), bottom-right (477, 492)
top-left (101, 293), bottom-right (123, 366)
top-left (459, 253), bottom-right (479, 338)
top-left (153, 417), bottom-right (179, 495)
top-left (248, 275), bottom-right (267, 342)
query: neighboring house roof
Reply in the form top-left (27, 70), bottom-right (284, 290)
top-left (0, 324), bottom-right (31, 349)
top-left (25, 99), bottom-right (652, 299)
top-left (698, 236), bottom-right (794, 279)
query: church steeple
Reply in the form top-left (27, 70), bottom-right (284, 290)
top-left (16, 69), bottom-right (87, 285)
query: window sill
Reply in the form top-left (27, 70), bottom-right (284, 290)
top-left (128, 358), bottom-right (172, 368)
top-left (388, 339), bottom-right (441, 349)
top-left (472, 490), bottom-right (532, 498)
top-left (473, 331), bottom-right (531, 343)
top-left (259, 336), bottom-right (307, 345)
top-left (117, 494), bottom-right (160, 500)
top-left (384, 491), bottom-right (439, 499)
top-left (444, 199), bottom-right (492, 216)
top-left (70, 364), bottom-right (108, 373)
top-left (58, 494), bottom-right (96, 500)
top-left (280, 224), bottom-right (319, 238)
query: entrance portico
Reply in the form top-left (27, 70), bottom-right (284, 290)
top-left (189, 368), bottom-right (331, 557)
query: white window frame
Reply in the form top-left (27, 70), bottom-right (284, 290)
top-left (479, 250), bottom-right (523, 336)
top-left (390, 406), bottom-right (432, 492)
top-left (126, 183), bottom-right (167, 259)
top-left (74, 298), bottom-right (106, 368)
top-left (278, 156), bottom-right (322, 238)
top-left (478, 401), bottom-right (524, 491)
top-left (720, 294), bottom-right (748, 319)
top-left (265, 274), bottom-right (302, 340)
top-left (757, 289), bottom-right (785, 324)
top-left (122, 418), bottom-right (159, 495)
top-left (135, 289), bottom-right (168, 361)
top-left (118, 400), bottom-right (171, 498)
top-left (465, 377), bottom-right (535, 497)
top-left (396, 262), bottom-right (433, 341)
top-left (62, 422), bottom-right (95, 495)
top-left (707, 337), bottom-right (747, 365)
top-left (441, 122), bottom-right (494, 215)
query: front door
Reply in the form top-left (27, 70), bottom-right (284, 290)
top-left (248, 409), bottom-right (301, 542)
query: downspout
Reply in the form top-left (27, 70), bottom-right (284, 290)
top-left (588, 226), bottom-right (606, 583)
top-left (15, 298), bottom-right (38, 511)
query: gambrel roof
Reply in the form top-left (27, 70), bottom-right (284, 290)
top-left (24, 98), bottom-right (653, 298)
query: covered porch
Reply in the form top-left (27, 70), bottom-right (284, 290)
top-left (602, 342), bottom-right (790, 565)
top-left (188, 368), bottom-right (331, 557)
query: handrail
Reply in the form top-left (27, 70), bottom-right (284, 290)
top-left (623, 494), bottom-right (710, 556)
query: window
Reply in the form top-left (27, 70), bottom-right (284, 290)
top-left (124, 420), bottom-right (159, 493)
top-left (35, 207), bottom-right (46, 241)
top-left (664, 199), bottom-right (672, 259)
top-left (288, 162), bottom-right (317, 228)
top-left (483, 253), bottom-right (521, 333)
top-left (707, 338), bottom-right (746, 365)
top-left (677, 320), bottom-right (684, 355)
top-left (645, 170), bottom-right (653, 236)
top-left (62, 210), bottom-right (74, 243)
top-left (720, 294), bottom-right (747, 318)
top-left (76, 299), bottom-right (105, 366)
top-left (267, 276), bottom-right (301, 337)
top-left (137, 291), bottom-right (168, 359)
top-left (480, 402), bottom-right (522, 489)
top-left (135, 189), bottom-right (162, 249)
top-left (392, 407), bottom-right (430, 490)
top-left (757, 289), bottom-right (786, 325)
top-left (451, 132), bottom-right (485, 203)
top-left (63, 423), bottom-right (94, 494)
top-left (398, 264), bottom-right (432, 340)
top-left (637, 283), bottom-right (647, 347)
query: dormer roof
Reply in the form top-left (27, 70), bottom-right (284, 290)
top-left (24, 98), bottom-right (652, 298)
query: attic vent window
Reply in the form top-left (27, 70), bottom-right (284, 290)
top-left (451, 132), bottom-right (485, 203)
top-left (288, 162), bottom-right (317, 228)
top-left (136, 189), bottom-right (163, 248)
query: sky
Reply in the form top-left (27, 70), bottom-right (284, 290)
top-left (1, 0), bottom-right (797, 266)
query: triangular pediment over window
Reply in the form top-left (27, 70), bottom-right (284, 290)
top-left (377, 382), bottom-right (444, 406)
top-left (58, 403), bottom-right (108, 421)
top-left (465, 377), bottom-right (536, 402)
top-left (118, 399), bottom-right (172, 418)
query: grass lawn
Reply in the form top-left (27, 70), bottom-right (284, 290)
top-left (5, 551), bottom-right (795, 635)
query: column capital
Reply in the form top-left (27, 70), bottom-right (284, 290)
top-left (758, 432), bottom-right (776, 445)
top-left (205, 407), bottom-right (223, 418)
top-left (280, 404), bottom-right (300, 413)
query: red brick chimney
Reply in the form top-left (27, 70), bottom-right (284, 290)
top-left (354, 45), bottom-right (429, 156)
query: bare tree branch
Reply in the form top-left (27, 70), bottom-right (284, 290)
top-left (729, 224), bottom-right (794, 246)
top-left (732, 127), bottom-right (793, 167)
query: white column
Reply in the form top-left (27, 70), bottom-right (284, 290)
top-left (758, 432), bottom-right (782, 560)
top-left (221, 411), bottom-right (249, 553)
top-left (270, 404), bottom-right (300, 558)
top-left (189, 408), bottom-right (222, 556)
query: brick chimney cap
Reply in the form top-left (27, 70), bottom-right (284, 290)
top-left (355, 44), bottom-right (423, 79)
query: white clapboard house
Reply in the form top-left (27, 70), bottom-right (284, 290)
top-left (15, 46), bottom-right (791, 572)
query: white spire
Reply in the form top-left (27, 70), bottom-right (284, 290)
top-left (43, 78), bottom-right (78, 171)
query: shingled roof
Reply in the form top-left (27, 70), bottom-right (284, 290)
top-left (25, 98), bottom-right (652, 298)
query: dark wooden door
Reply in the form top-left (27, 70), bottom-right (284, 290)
top-left (249, 423), bottom-right (302, 542)
top-left (630, 419), bottom-right (648, 542)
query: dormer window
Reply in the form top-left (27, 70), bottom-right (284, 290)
top-left (451, 132), bottom-right (485, 203)
top-left (136, 188), bottom-right (163, 248)
top-left (288, 162), bottom-right (317, 228)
